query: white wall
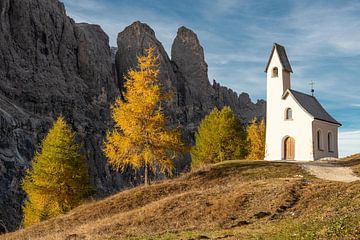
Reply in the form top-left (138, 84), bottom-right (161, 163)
top-left (265, 92), bottom-right (314, 160)
top-left (265, 48), bottom-right (314, 161)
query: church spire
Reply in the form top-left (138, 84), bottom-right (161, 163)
top-left (265, 43), bottom-right (293, 73)
top-left (265, 43), bottom-right (292, 94)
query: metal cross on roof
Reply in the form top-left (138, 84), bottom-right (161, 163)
top-left (309, 80), bottom-right (315, 96)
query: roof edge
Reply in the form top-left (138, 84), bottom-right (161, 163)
top-left (314, 118), bottom-right (342, 126)
top-left (288, 89), bottom-right (341, 126)
top-left (282, 88), bottom-right (291, 99)
top-left (264, 43), bottom-right (293, 73)
top-left (284, 89), bottom-right (315, 120)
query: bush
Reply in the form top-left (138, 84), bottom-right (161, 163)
top-left (191, 107), bottom-right (247, 168)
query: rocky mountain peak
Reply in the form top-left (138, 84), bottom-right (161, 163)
top-left (175, 26), bottom-right (202, 49)
top-left (115, 20), bottom-right (178, 97)
top-left (172, 26), bottom-right (211, 100)
top-left (119, 21), bottom-right (156, 40)
top-left (171, 26), bottom-right (214, 127)
top-left (172, 26), bottom-right (207, 73)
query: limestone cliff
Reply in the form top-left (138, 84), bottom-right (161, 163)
top-left (171, 26), bottom-right (265, 133)
top-left (116, 23), bottom-right (265, 140)
top-left (0, 0), bottom-right (125, 232)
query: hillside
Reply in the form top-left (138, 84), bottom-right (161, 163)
top-left (2, 159), bottom-right (360, 240)
top-left (341, 153), bottom-right (360, 176)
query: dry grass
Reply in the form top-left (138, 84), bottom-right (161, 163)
top-left (341, 153), bottom-right (360, 176)
top-left (2, 159), bottom-right (360, 240)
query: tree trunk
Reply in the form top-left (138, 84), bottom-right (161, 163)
top-left (144, 163), bottom-right (150, 186)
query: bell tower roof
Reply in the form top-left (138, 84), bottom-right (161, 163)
top-left (265, 43), bottom-right (293, 73)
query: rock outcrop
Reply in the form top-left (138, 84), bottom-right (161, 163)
top-left (115, 21), bottom-right (184, 123)
top-left (0, 1), bottom-right (265, 233)
top-left (212, 80), bottom-right (266, 123)
top-left (0, 0), bottom-right (125, 232)
top-left (171, 27), bottom-right (265, 133)
top-left (171, 26), bottom-right (215, 133)
top-left (116, 23), bottom-right (265, 139)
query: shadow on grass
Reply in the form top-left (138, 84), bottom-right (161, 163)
top-left (185, 160), bottom-right (303, 182)
top-left (337, 158), bottom-right (360, 167)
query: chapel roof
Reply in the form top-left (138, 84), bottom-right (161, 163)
top-left (265, 43), bottom-right (293, 73)
top-left (285, 89), bottom-right (341, 125)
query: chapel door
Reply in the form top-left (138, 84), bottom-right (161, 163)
top-left (284, 137), bottom-right (295, 160)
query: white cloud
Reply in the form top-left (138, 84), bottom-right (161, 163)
top-left (238, 2), bottom-right (360, 61)
top-left (206, 52), bottom-right (264, 65)
top-left (287, 2), bottom-right (360, 57)
top-left (236, 2), bottom-right (360, 129)
top-left (199, 0), bottom-right (245, 20)
top-left (339, 130), bottom-right (360, 157)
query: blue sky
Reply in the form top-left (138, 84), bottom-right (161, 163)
top-left (62, 0), bottom-right (360, 157)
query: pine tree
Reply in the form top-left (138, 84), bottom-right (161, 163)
top-left (246, 118), bottom-right (266, 160)
top-left (191, 106), bottom-right (247, 168)
top-left (22, 116), bottom-right (93, 227)
top-left (103, 48), bottom-right (185, 185)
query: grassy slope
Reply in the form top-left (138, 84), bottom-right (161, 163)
top-left (342, 153), bottom-right (360, 176)
top-left (2, 159), bottom-right (360, 240)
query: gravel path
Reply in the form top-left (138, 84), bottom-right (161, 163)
top-left (301, 161), bottom-right (360, 182)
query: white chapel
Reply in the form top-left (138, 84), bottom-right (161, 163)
top-left (264, 43), bottom-right (341, 161)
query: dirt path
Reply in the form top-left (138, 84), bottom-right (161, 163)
top-left (300, 161), bottom-right (360, 182)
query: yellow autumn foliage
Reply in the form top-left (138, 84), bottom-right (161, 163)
top-left (103, 48), bottom-right (185, 185)
top-left (191, 107), bottom-right (248, 168)
top-left (246, 118), bottom-right (266, 160)
top-left (22, 116), bottom-right (93, 227)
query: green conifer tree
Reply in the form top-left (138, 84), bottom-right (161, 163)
top-left (22, 116), bottom-right (93, 227)
top-left (191, 106), bottom-right (247, 168)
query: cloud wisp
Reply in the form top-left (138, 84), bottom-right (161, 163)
top-left (339, 130), bottom-right (360, 157)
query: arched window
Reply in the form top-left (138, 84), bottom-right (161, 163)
top-left (317, 130), bottom-right (323, 150)
top-left (272, 67), bottom-right (278, 77)
top-left (328, 132), bottom-right (333, 152)
top-left (285, 108), bottom-right (292, 120)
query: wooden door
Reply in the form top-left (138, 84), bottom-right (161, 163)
top-left (284, 137), bottom-right (295, 160)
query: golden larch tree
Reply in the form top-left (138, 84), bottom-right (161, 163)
top-left (103, 48), bottom-right (185, 185)
top-left (22, 116), bottom-right (93, 227)
top-left (246, 118), bottom-right (266, 160)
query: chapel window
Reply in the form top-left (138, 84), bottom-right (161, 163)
top-left (285, 108), bottom-right (292, 120)
top-left (317, 130), bottom-right (323, 150)
top-left (272, 67), bottom-right (278, 77)
top-left (328, 132), bottom-right (333, 152)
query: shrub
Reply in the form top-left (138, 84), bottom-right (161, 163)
top-left (191, 106), bottom-right (247, 168)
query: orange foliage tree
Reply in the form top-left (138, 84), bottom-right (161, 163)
top-left (246, 118), bottom-right (266, 160)
top-left (103, 48), bottom-right (185, 185)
